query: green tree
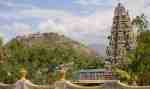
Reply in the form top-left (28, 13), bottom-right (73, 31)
top-left (128, 31), bottom-right (150, 85)
top-left (132, 14), bottom-right (149, 32)
top-left (0, 37), bottom-right (2, 46)
top-left (126, 14), bottom-right (150, 85)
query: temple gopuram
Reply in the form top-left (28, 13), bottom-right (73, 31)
top-left (106, 3), bottom-right (136, 67)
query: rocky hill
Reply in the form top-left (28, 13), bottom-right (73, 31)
top-left (11, 32), bottom-right (98, 56)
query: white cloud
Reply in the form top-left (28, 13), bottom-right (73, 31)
top-left (19, 9), bottom-right (72, 19)
top-left (74, 0), bottom-right (104, 6)
top-left (74, 0), bottom-right (146, 16)
top-left (38, 19), bottom-right (67, 35)
top-left (21, 8), bottom-right (113, 45)
top-left (0, 22), bottom-right (32, 42)
top-left (8, 23), bottom-right (32, 36)
top-left (0, 0), bottom-right (37, 9)
top-left (10, 23), bottom-right (32, 35)
top-left (124, 0), bottom-right (145, 17)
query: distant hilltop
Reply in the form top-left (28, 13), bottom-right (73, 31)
top-left (16, 32), bottom-right (66, 41)
top-left (11, 32), bottom-right (102, 57)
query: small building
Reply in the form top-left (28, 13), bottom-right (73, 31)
top-left (77, 69), bottom-right (113, 80)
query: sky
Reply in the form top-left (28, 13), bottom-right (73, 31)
top-left (0, 0), bottom-right (149, 55)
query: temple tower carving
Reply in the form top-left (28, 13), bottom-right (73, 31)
top-left (106, 3), bottom-right (136, 66)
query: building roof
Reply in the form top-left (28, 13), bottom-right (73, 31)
top-left (79, 69), bottom-right (111, 73)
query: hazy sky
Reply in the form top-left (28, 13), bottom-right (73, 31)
top-left (0, 0), bottom-right (149, 48)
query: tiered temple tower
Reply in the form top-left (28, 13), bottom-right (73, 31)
top-left (106, 3), bottom-right (136, 66)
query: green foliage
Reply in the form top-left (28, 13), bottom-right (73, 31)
top-left (129, 14), bottom-right (150, 85)
top-left (0, 33), bottom-right (104, 84)
top-left (0, 37), bottom-right (3, 47)
top-left (113, 67), bottom-right (131, 82)
top-left (132, 14), bottom-right (149, 32)
top-left (128, 31), bottom-right (150, 85)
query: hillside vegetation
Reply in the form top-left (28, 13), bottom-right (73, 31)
top-left (0, 32), bottom-right (104, 84)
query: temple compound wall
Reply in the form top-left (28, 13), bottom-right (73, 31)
top-left (0, 80), bottom-right (150, 89)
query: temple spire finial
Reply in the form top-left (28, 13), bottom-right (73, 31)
top-left (117, 0), bottom-right (122, 6)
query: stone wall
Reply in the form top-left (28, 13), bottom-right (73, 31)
top-left (0, 80), bottom-right (54, 89)
top-left (55, 80), bottom-right (150, 89)
top-left (0, 80), bottom-right (150, 89)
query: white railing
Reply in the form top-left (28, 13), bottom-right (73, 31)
top-left (0, 80), bottom-right (150, 89)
